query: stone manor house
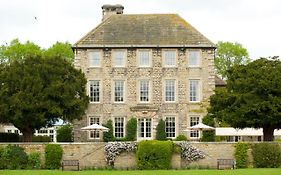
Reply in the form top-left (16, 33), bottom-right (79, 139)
top-left (73, 4), bottom-right (216, 142)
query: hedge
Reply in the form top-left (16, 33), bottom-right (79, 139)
top-left (0, 132), bottom-right (20, 142)
top-left (235, 142), bottom-right (250, 168)
top-left (252, 143), bottom-right (281, 168)
top-left (0, 145), bottom-right (28, 169)
top-left (137, 140), bottom-right (173, 169)
top-left (45, 144), bottom-right (63, 169)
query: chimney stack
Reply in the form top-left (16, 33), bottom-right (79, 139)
top-left (102, 4), bottom-right (124, 21)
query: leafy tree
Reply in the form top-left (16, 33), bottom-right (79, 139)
top-left (209, 58), bottom-right (281, 141)
top-left (56, 124), bottom-right (73, 142)
top-left (156, 119), bottom-right (167, 140)
top-left (0, 39), bottom-right (42, 63)
top-left (0, 55), bottom-right (89, 142)
top-left (215, 41), bottom-right (250, 79)
top-left (43, 42), bottom-right (74, 62)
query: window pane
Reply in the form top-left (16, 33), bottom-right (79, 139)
top-left (165, 117), bottom-right (176, 137)
top-left (139, 51), bottom-right (150, 67)
top-left (89, 80), bottom-right (100, 102)
top-left (165, 80), bottom-right (175, 102)
top-left (114, 80), bottom-right (124, 102)
top-left (164, 51), bottom-right (176, 66)
top-left (140, 80), bottom-right (149, 102)
top-left (138, 118), bottom-right (151, 138)
top-left (188, 51), bottom-right (200, 66)
top-left (115, 117), bottom-right (124, 138)
top-left (89, 117), bottom-right (100, 138)
top-left (190, 116), bottom-right (199, 138)
top-left (189, 80), bottom-right (199, 102)
top-left (114, 51), bottom-right (125, 67)
top-left (89, 52), bottom-right (101, 67)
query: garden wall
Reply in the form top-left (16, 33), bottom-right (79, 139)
top-left (0, 142), bottom-right (236, 169)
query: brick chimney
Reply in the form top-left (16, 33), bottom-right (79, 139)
top-left (102, 4), bottom-right (124, 21)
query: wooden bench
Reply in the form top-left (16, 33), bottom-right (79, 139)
top-left (62, 160), bottom-right (79, 171)
top-left (217, 159), bottom-right (235, 170)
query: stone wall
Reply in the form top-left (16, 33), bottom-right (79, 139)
top-left (0, 142), bottom-right (237, 169)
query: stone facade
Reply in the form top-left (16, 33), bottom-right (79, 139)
top-left (73, 47), bottom-right (215, 142)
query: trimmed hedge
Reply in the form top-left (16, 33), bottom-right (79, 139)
top-left (45, 144), bottom-right (63, 169)
top-left (137, 140), bottom-right (173, 169)
top-left (252, 143), bottom-right (281, 168)
top-left (0, 132), bottom-right (19, 142)
top-left (175, 135), bottom-right (187, 141)
top-left (235, 142), bottom-right (249, 168)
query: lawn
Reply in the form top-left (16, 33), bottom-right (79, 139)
top-left (1, 169), bottom-right (281, 175)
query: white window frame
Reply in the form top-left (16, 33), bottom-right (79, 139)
top-left (189, 116), bottom-right (200, 139)
top-left (88, 50), bottom-right (102, 67)
top-left (189, 79), bottom-right (200, 102)
top-left (89, 80), bottom-right (101, 103)
top-left (88, 117), bottom-right (100, 139)
top-left (137, 49), bottom-right (152, 67)
top-left (113, 50), bottom-right (126, 67)
top-left (113, 80), bottom-right (125, 103)
top-left (139, 80), bottom-right (150, 103)
top-left (188, 50), bottom-right (201, 67)
top-left (114, 117), bottom-right (125, 138)
top-left (164, 79), bottom-right (176, 102)
top-left (138, 118), bottom-right (152, 140)
top-left (163, 49), bottom-right (177, 67)
top-left (165, 116), bottom-right (176, 138)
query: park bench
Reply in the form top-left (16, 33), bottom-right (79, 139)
top-left (217, 159), bottom-right (235, 170)
top-left (62, 160), bottom-right (79, 171)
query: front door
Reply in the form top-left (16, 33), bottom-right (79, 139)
top-left (138, 118), bottom-right (152, 140)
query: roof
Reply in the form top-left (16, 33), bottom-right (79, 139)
top-left (74, 14), bottom-right (215, 48)
top-left (215, 75), bottom-right (226, 87)
top-left (216, 127), bottom-right (281, 136)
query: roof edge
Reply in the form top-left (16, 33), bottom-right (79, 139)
top-left (72, 44), bottom-right (216, 49)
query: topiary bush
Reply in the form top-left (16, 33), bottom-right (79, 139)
top-left (1, 145), bottom-right (28, 169)
top-left (235, 142), bottom-right (250, 168)
top-left (252, 143), bottom-right (281, 168)
top-left (126, 118), bottom-right (137, 141)
top-left (137, 140), bottom-right (173, 169)
top-left (0, 133), bottom-right (20, 142)
top-left (27, 152), bottom-right (41, 169)
top-left (175, 135), bottom-right (187, 141)
top-left (103, 120), bottom-right (114, 142)
top-left (56, 124), bottom-right (73, 142)
top-left (45, 144), bottom-right (63, 169)
top-left (156, 119), bottom-right (167, 140)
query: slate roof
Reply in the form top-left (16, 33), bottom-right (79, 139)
top-left (74, 14), bottom-right (215, 48)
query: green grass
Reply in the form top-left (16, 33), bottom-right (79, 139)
top-left (1, 169), bottom-right (281, 175)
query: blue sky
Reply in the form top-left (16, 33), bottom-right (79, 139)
top-left (1, 0), bottom-right (281, 59)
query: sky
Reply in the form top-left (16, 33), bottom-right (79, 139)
top-left (0, 0), bottom-right (281, 60)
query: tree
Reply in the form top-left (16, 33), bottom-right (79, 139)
top-left (209, 58), bottom-right (281, 141)
top-left (0, 55), bottom-right (89, 142)
top-left (215, 41), bottom-right (250, 79)
top-left (43, 42), bottom-right (74, 62)
top-left (156, 119), bottom-right (167, 140)
top-left (56, 124), bottom-right (73, 142)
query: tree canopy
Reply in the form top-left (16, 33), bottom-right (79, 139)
top-left (0, 40), bottom-right (88, 142)
top-left (209, 58), bottom-right (281, 141)
top-left (215, 41), bottom-right (250, 79)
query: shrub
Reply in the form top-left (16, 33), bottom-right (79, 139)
top-left (103, 120), bottom-right (115, 142)
top-left (126, 118), bottom-right (137, 141)
top-left (56, 124), bottom-right (73, 142)
top-left (0, 146), bottom-right (5, 169)
top-left (0, 132), bottom-right (19, 142)
top-left (27, 152), bottom-right (41, 169)
top-left (252, 143), bottom-right (281, 168)
top-left (45, 144), bottom-right (63, 169)
top-left (137, 140), bottom-right (173, 169)
top-left (1, 145), bottom-right (28, 169)
top-left (235, 142), bottom-right (250, 168)
top-left (177, 142), bottom-right (205, 161)
top-left (175, 135), bottom-right (187, 141)
top-left (156, 119), bottom-right (167, 140)
top-left (201, 115), bottom-right (215, 142)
